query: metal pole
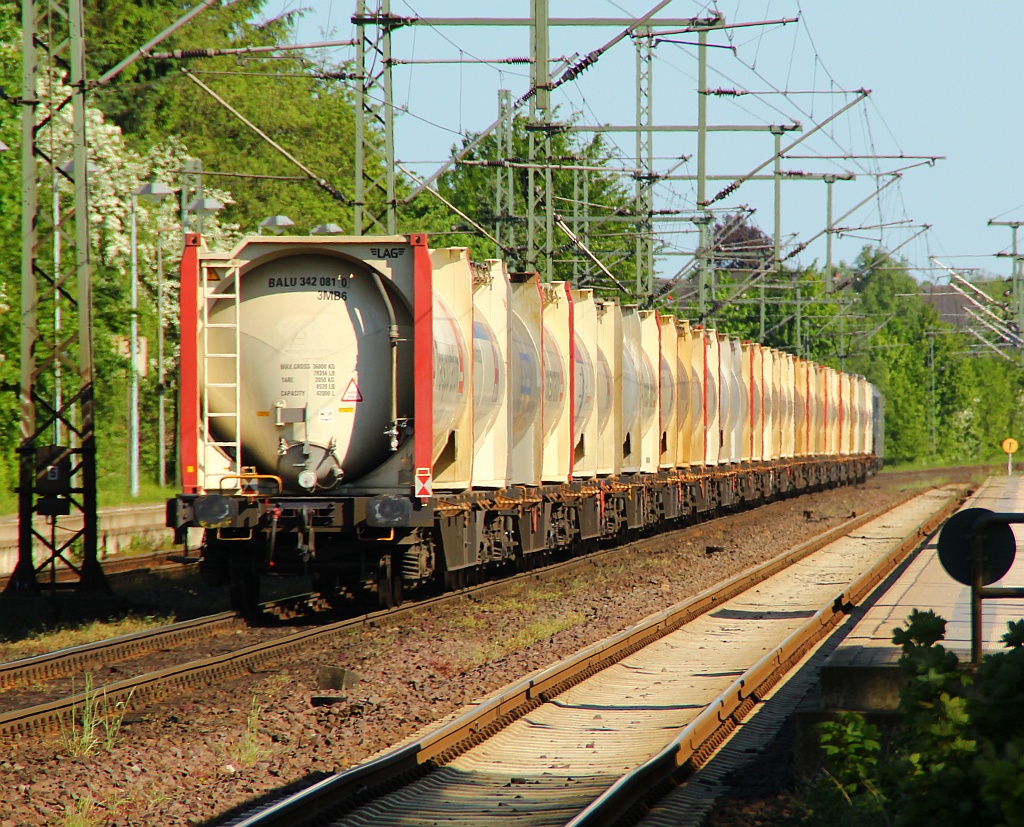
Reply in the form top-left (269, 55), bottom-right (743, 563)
top-left (53, 171), bottom-right (62, 445)
top-left (15, 0), bottom-right (40, 594)
top-left (759, 281), bottom-right (765, 340)
top-left (825, 174), bottom-right (835, 292)
top-left (157, 240), bottom-right (166, 488)
top-left (840, 310), bottom-right (846, 371)
top-left (986, 220), bottom-right (1024, 365)
top-left (71, 0), bottom-right (104, 589)
top-left (496, 90), bottom-right (510, 259)
top-left (572, 167), bottom-right (580, 284)
top-left (929, 333), bottom-right (936, 457)
top-left (526, 0), bottom-right (549, 276)
top-left (1015, 225), bottom-right (1022, 368)
top-left (383, 0), bottom-right (396, 234)
top-left (696, 27), bottom-right (708, 315)
top-left (354, 0), bottom-right (366, 234)
top-left (971, 528), bottom-right (984, 666)
top-left (130, 195), bottom-right (140, 497)
top-left (10, 0), bottom-right (131, 596)
top-left (634, 28), bottom-right (654, 297)
top-left (772, 127), bottom-right (782, 269)
top-left (544, 134), bottom-right (554, 282)
top-left (795, 286), bottom-right (801, 355)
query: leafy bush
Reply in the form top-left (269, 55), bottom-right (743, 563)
top-left (807, 609), bottom-right (1024, 826)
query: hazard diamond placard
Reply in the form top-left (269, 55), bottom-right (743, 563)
top-left (342, 378), bottom-right (363, 402)
top-left (414, 467), bottom-right (432, 499)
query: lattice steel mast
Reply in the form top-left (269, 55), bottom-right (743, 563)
top-left (7, 0), bottom-right (105, 593)
top-left (353, 0), bottom-right (398, 235)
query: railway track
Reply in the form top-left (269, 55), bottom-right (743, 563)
top-left (0, 590), bottom-right (331, 696)
top-left (0, 485), bottom-right (933, 741)
top-left (217, 485), bottom-right (962, 827)
top-left (0, 609), bottom-right (240, 692)
top-left (0, 546), bottom-right (186, 591)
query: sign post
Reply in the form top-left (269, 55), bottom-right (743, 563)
top-left (938, 508), bottom-right (1024, 665)
top-left (1002, 438), bottom-right (1018, 477)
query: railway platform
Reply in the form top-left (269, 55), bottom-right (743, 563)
top-left (816, 474), bottom-right (1024, 712)
top-left (0, 503), bottom-right (173, 577)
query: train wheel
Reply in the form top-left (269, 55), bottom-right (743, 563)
top-left (229, 550), bottom-right (261, 618)
top-left (198, 539), bottom-right (229, 587)
top-left (377, 556), bottom-right (403, 609)
top-left (313, 571), bottom-right (348, 609)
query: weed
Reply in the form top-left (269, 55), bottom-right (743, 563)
top-left (819, 712), bottom-right (882, 798)
top-left (60, 794), bottom-right (103, 827)
top-left (471, 611), bottom-right (587, 664)
top-left (59, 674), bottom-right (134, 756)
top-left (255, 671), bottom-right (293, 698)
top-left (0, 614), bottom-right (173, 662)
top-left (229, 694), bottom-right (270, 767)
top-left (452, 613), bottom-right (484, 631)
top-left (488, 596), bottom-right (529, 613)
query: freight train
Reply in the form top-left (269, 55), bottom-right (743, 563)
top-left (166, 233), bottom-right (883, 614)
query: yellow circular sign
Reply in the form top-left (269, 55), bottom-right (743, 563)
top-left (1002, 438), bottom-right (1019, 454)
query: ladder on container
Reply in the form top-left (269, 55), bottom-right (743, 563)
top-left (201, 260), bottom-right (243, 491)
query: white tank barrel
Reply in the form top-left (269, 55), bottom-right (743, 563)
top-left (472, 316), bottom-right (506, 452)
top-left (573, 332), bottom-right (596, 444)
top-left (752, 366), bottom-right (762, 444)
top-left (509, 313), bottom-right (542, 446)
top-left (595, 346), bottom-right (613, 434)
top-left (638, 350), bottom-right (657, 436)
top-left (704, 361), bottom-right (719, 428)
top-left (660, 354), bottom-right (675, 424)
top-left (730, 361), bottom-right (743, 455)
top-left (718, 358), bottom-right (732, 447)
top-left (541, 323), bottom-right (567, 440)
top-left (676, 355), bottom-right (689, 424)
top-left (207, 254), bottom-right (408, 491)
top-left (431, 294), bottom-right (469, 461)
top-left (621, 345), bottom-right (641, 438)
top-left (690, 364), bottom-right (703, 455)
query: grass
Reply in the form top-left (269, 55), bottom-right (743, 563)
top-left (0, 479), bottom-right (178, 516)
top-left (469, 611), bottom-right (587, 666)
top-left (227, 695), bottom-right (270, 768)
top-left (59, 673), bottom-right (135, 756)
top-left (0, 614), bottom-right (173, 663)
top-left (880, 466), bottom-right (989, 494)
top-left (879, 459), bottom-right (1008, 483)
top-left (60, 794), bottom-right (103, 827)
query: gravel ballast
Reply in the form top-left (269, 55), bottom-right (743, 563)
top-left (0, 475), bottom-right (961, 826)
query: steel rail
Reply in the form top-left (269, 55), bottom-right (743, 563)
top-left (0, 501), bottom-right (775, 734)
top-left (0, 501), bottom-right (773, 737)
top-left (0, 547), bottom-right (186, 590)
top-left (224, 489), bottom-right (962, 827)
top-left (568, 491), bottom-right (961, 827)
top-left (0, 476), bottom-right (899, 741)
top-left (0, 610), bottom-right (239, 691)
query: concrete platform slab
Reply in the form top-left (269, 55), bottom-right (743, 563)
top-left (817, 475), bottom-right (1024, 712)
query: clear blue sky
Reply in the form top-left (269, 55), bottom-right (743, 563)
top-left (258, 1), bottom-right (1024, 282)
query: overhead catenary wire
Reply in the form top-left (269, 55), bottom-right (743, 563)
top-left (161, 3), bottom-right (942, 302)
top-left (402, 0), bottom-right (692, 203)
top-left (182, 69), bottom-right (352, 205)
top-left (148, 38), bottom-right (357, 61)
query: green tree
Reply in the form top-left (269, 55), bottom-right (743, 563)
top-left (435, 113), bottom-right (635, 293)
top-left (0, 2), bottom-right (20, 496)
top-left (809, 612), bottom-right (1024, 827)
top-left (85, 1), bottom-right (369, 236)
top-left (0, 44), bottom-right (239, 499)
